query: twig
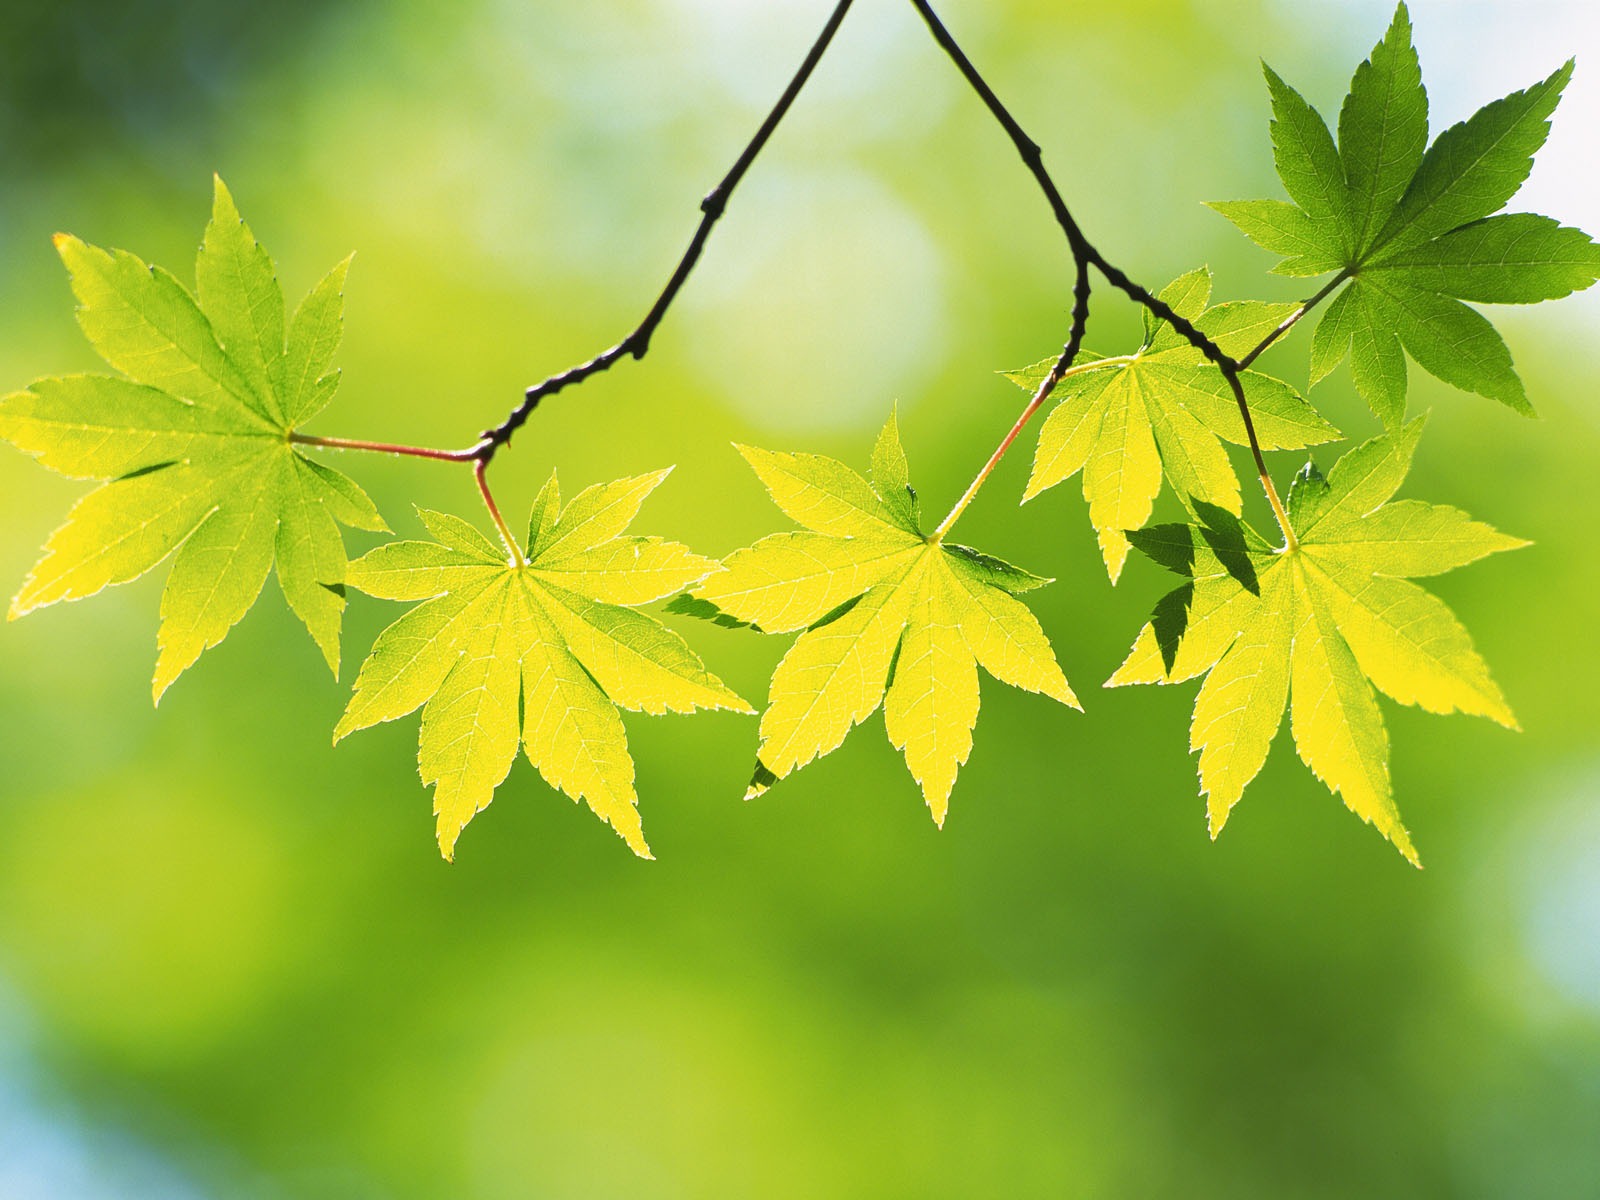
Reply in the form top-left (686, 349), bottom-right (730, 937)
top-left (302, 0), bottom-right (1352, 554)
top-left (472, 0), bottom-right (859, 462)
top-left (906, 0), bottom-right (1314, 546)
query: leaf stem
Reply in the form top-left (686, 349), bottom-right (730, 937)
top-left (475, 459), bottom-right (526, 568)
top-left (1229, 272), bottom-right (1350, 549)
top-left (1236, 269), bottom-right (1352, 371)
top-left (933, 357), bottom-right (1132, 540)
top-left (907, 0), bottom-right (1347, 552)
top-left (288, 432), bottom-right (524, 565)
top-left (288, 432), bottom-right (477, 463)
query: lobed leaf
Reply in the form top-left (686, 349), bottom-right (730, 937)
top-left (1114, 423), bottom-right (1523, 864)
top-left (342, 475), bottom-right (749, 860)
top-left (0, 176), bottom-right (384, 694)
top-left (1016, 268), bottom-right (1335, 581)
top-left (697, 414), bottom-right (1076, 822)
top-left (1213, 5), bottom-right (1596, 424)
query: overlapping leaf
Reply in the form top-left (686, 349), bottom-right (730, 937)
top-left (0, 177), bottom-right (385, 698)
top-left (1108, 418), bottom-right (1525, 864)
top-left (1010, 268), bottom-right (1339, 581)
top-left (338, 470), bottom-right (750, 860)
top-left (687, 413), bottom-right (1077, 823)
top-left (1212, 3), bottom-right (1600, 423)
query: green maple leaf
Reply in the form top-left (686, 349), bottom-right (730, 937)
top-left (0, 177), bottom-right (385, 699)
top-left (1108, 417), bottom-right (1525, 865)
top-left (688, 412), bottom-right (1078, 823)
top-left (1211, 3), bottom-right (1600, 424)
top-left (1010, 268), bottom-right (1339, 581)
top-left (338, 470), bottom-right (751, 860)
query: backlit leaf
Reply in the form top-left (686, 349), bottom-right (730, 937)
top-left (340, 475), bottom-right (749, 861)
top-left (1110, 419), bottom-right (1525, 864)
top-left (1015, 268), bottom-right (1337, 580)
top-left (0, 177), bottom-right (383, 699)
top-left (689, 415), bottom-right (1077, 824)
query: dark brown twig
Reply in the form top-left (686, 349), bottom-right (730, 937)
top-left (473, 0), bottom-right (859, 462)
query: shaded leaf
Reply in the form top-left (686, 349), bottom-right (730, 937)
top-left (1214, 4), bottom-right (1595, 422)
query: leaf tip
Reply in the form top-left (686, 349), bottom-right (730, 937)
top-left (1206, 800), bottom-right (1231, 841)
top-left (210, 173), bottom-right (240, 218)
top-left (745, 759), bottom-right (779, 801)
top-left (730, 442), bottom-right (762, 470)
top-left (436, 822), bottom-right (463, 862)
top-left (1103, 544), bottom-right (1128, 585)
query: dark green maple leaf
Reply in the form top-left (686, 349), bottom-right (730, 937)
top-left (1211, 3), bottom-right (1600, 424)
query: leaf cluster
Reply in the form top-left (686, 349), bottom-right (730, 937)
top-left (2, 5), bottom-right (1595, 867)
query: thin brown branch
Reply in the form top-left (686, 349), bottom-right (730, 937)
top-left (473, 0), bottom-right (859, 462)
top-left (905, 0), bottom-right (1311, 543)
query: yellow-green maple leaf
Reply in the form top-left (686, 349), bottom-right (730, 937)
top-left (690, 412), bottom-right (1078, 824)
top-left (338, 470), bottom-right (751, 860)
top-left (1011, 268), bottom-right (1340, 582)
top-left (0, 177), bottom-right (385, 699)
top-left (1108, 417), bottom-right (1525, 865)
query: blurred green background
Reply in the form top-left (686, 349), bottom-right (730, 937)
top-left (2, 0), bottom-right (1598, 1195)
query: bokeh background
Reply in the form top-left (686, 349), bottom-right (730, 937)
top-left (2, 0), bottom-right (1597, 1195)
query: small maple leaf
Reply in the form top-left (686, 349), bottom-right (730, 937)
top-left (1009, 267), bottom-right (1339, 581)
top-left (0, 176), bottom-right (385, 699)
top-left (1108, 417), bottom-right (1526, 865)
top-left (1211, 3), bottom-right (1600, 423)
top-left (338, 470), bottom-right (751, 861)
top-left (689, 412), bottom-right (1078, 824)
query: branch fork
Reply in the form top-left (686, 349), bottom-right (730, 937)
top-left (304, 0), bottom-right (1341, 558)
